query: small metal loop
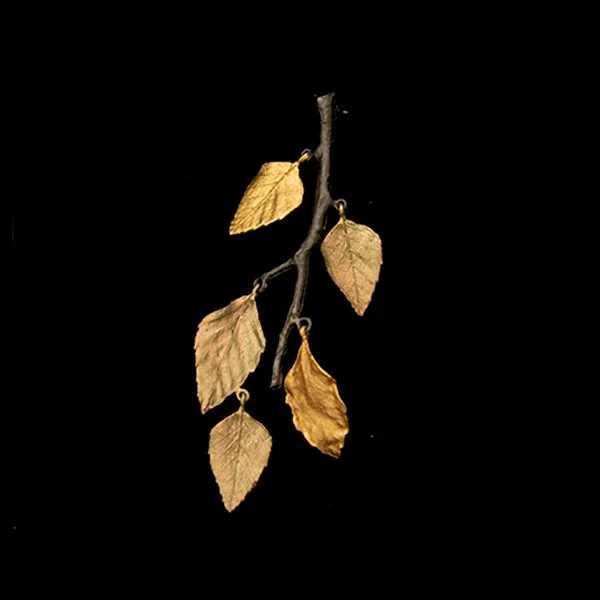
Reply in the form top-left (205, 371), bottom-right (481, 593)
top-left (292, 316), bottom-right (312, 336)
top-left (252, 277), bottom-right (267, 295)
top-left (333, 199), bottom-right (347, 218)
top-left (297, 149), bottom-right (312, 164)
top-left (236, 388), bottom-right (250, 406)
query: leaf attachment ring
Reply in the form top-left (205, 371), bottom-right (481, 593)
top-left (252, 277), bottom-right (267, 295)
top-left (235, 388), bottom-right (250, 407)
top-left (296, 149), bottom-right (313, 165)
top-left (333, 199), bottom-right (347, 220)
top-left (293, 317), bottom-right (312, 339)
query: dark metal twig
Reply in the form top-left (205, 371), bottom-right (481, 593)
top-left (256, 92), bottom-right (335, 389)
top-left (253, 258), bottom-right (295, 292)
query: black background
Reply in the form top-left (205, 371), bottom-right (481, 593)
top-left (7, 31), bottom-right (534, 575)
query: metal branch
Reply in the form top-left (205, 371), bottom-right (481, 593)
top-left (253, 258), bottom-right (295, 292)
top-left (256, 92), bottom-right (335, 389)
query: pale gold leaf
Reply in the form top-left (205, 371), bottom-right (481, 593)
top-left (194, 294), bottom-right (265, 414)
top-left (321, 218), bottom-right (383, 316)
top-left (209, 407), bottom-right (272, 512)
top-left (229, 162), bottom-right (304, 234)
top-left (284, 335), bottom-right (349, 458)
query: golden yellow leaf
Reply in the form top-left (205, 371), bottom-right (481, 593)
top-left (284, 330), bottom-right (349, 458)
top-left (194, 293), bottom-right (265, 413)
top-left (209, 405), bottom-right (272, 512)
top-left (229, 161), bottom-right (304, 234)
top-left (321, 217), bottom-right (383, 316)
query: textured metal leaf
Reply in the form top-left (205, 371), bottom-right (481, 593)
top-left (229, 162), bottom-right (304, 234)
top-left (321, 218), bottom-right (383, 316)
top-left (194, 294), bottom-right (265, 413)
top-left (209, 407), bottom-right (272, 512)
top-left (284, 334), bottom-right (349, 458)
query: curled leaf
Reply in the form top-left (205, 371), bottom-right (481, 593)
top-left (229, 162), bottom-right (304, 234)
top-left (194, 294), bottom-right (265, 413)
top-left (321, 217), bottom-right (383, 316)
top-left (209, 406), bottom-right (272, 512)
top-left (284, 333), bottom-right (349, 458)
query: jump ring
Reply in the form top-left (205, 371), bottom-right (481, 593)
top-left (333, 199), bottom-right (347, 213)
top-left (297, 149), bottom-right (312, 164)
top-left (293, 316), bottom-right (312, 334)
top-left (236, 389), bottom-right (250, 405)
top-left (252, 277), bottom-right (267, 294)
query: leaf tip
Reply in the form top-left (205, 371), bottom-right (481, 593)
top-left (354, 303), bottom-right (367, 316)
top-left (229, 219), bottom-right (247, 235)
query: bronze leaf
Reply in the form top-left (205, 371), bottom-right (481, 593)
top-left (284, 331), bottom-right (349, 458)
top-left (209, 406), bottom-right (272, 512)
top-left (194, 294), bottom-right (265, 413)
top-left (229, 162), bottom-right (304, 234)
top-left (321, 218), bottom-right (383, 316)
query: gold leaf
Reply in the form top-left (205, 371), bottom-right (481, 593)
top-left (209, 406), bottom-right (272, 512)
top-left (321, 217), bottom-right (383, 316)
top-left (284, 332), bottom-right (349, 458)
top-left (194, 294), bottom-right (265, 413)
top-left (229, 162), bottom-right (304, 234)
